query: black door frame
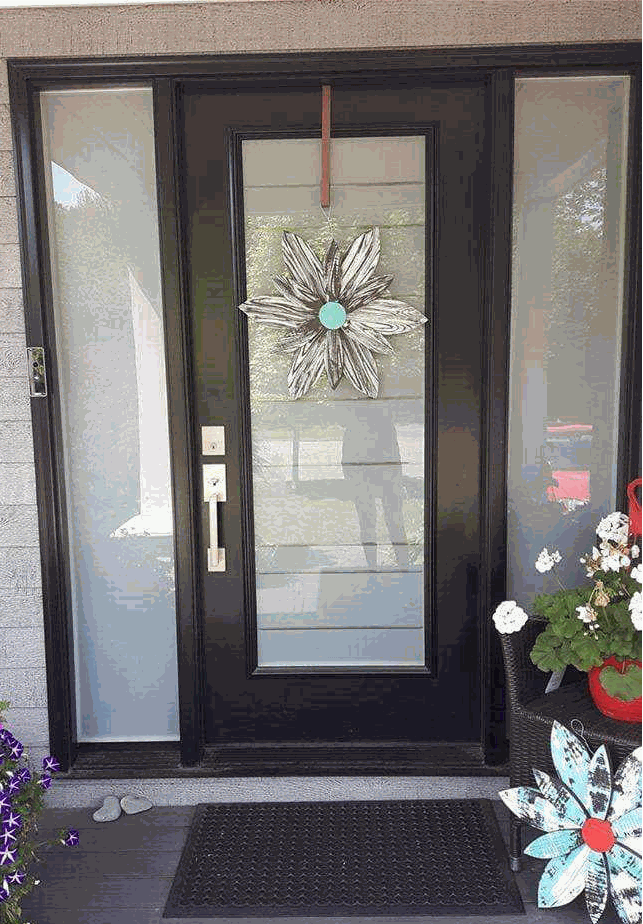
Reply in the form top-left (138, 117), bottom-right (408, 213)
top-left (8, 44), bottom-right (640, 777)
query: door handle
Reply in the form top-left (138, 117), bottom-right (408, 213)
top-left (204, 464), bottom-right (226, 572)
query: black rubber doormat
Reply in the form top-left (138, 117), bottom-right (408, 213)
top-left (163, 799), bottom-right (524, 917)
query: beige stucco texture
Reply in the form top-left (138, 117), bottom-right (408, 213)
top-left (0, 0), bottom-right (640, 64)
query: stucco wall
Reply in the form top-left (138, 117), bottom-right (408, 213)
top-left (0, 0), bottom-right (640, 763)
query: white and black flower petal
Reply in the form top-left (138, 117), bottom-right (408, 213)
top-left (585, 852), bottom-right (609, 924)
top-left (274, 324), bottom-right (318, 354)
top-left (345, 273), bottom-right (394, 311)
top-left (339, 227), bottom-right (381, 304)
top-left (612, 805), bottom-right (643, 861)
top-left (498, 786), bottom-right (580, 832)
top-left (240, 295), bottom-right (314, 328)
top-left (272, 274), bottom-right (319, 309)
top-left (586, 745), bottom-right (612, 820)
top-left (282, 231), bottom-right (326, 303)
top-left (324, 330), bottom-right (344, 390)
top-left (608, 847), bottom-right (642, 924)
top-left (538, 845), bottom-right (592, 908)
top-left (341, 335), bottom-right (379, 399)
top-left (287, 329), bottom-right (326, 399)
top-left (343, 321), bottom-right (393, 356)
top-left (532, 768), bottom-right (587, 827)
top-left (609, 750), bottom-right (642, 821)
top-left (524, 829), bottom-right (583, 859)
top-left (323, 240), bottom-right (342, 300)
top-left (350, 301), bottom-right (427, 335)
top-left (551, 720), bottom-right (592, 808)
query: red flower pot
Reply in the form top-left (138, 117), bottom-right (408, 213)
top-left (588, 657), bottom-right (642, 723)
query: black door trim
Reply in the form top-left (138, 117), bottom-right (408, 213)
top-left (8, 44), bottom-right (640, 776)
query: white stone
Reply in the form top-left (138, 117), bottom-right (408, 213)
top-left (92, 795), bottom-right (121, 822)
top-left (120, 794), bottom-right (153, 815)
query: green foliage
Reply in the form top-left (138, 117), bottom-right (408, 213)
top-left (527, 537), bottom-right (641, 677)
top-left (530, 579), bottom-right (641, 672)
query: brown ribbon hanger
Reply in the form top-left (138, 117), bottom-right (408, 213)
top-left (320, 84), bottom-right (332, 209)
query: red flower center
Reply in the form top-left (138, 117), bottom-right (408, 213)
top-left (581, 817), bottom-right (616, 852)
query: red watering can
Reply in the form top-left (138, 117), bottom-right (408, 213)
top-left (627, 477), bottom-right (642, 540)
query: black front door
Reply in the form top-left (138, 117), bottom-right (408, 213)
top-left (182, 77), bottom-right (488, 750)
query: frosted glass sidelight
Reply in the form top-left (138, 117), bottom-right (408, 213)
top-left (40, 88), bottom-right (179, 741)
top-left (508, 77), bottom-right (630, 603)
top-left (243, 137), bottom-right (426, 668)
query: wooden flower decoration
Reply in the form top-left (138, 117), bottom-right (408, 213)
top-left (499, 721), bottom-right (642, 924)
top-left (238, 227), bottom-right (426, 398)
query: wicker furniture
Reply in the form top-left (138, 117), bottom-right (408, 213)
top-left (499, 618), bottom-right (641, 871)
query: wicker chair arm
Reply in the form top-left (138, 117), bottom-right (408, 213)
top-left (499, 618), bottom-right (558, 708)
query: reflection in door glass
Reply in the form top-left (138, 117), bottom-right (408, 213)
top-left (242, 138), bottom-right (426, 667)
top-left (508, 77), bottom-right (630, 602)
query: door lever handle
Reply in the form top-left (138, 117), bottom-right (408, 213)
top-left (204, 464), bottom-right (226, 572)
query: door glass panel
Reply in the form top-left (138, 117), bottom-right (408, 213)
top-left (242, 137), bottom-right (426, 667)
top-left (508, 76), bottom-right (630, 601)
top-left (40, 87), bottom-right (179, 741)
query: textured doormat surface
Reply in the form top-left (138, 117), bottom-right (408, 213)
top-left (163, 799), bottom-right (525, 917)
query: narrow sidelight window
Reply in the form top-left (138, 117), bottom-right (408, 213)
top-left (507, 76), bottom-right (631, 601)
top-left (40, 87), bottom-right (180, 741)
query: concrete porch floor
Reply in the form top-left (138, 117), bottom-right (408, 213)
top-left (18, 777), bottom-right (622, 924)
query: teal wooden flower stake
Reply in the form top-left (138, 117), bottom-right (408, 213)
top-left (499, 721), bottom-right (642, 923)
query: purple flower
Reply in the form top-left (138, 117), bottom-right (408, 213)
top-left (0, 829), bottom-right (17, 847)
top-left (6, 868), bottom-right (24, 885)
top-left (2, 811), bottom-right (22, 831)
top-left (42, 755), bottom-right (60, 773)
top-left (0, 793), bottom-right (12, 814)
top-left (62, 829), bottom-right (79, 847)
top-left (0, 846), bottom-right (17, 866)
top-left (7, 741), bottom-right (23, 761)
top-left (0, 879), bottom-right (9, 903)
top-left (19, 767), bottom-right (31, 784)
top-left (6, 777), bottom-right (22, 795)
top-left (38, 774), bottom-right (52, 790)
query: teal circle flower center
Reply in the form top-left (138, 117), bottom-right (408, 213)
top-left (318, 301), bottom-right (346, 330)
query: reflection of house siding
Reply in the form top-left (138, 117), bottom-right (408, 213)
top-left (0, 2), bottom-right (639, 763)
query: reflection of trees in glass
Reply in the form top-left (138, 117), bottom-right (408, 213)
top-left (548, 167), bottom-right (605, 347)
top-left (545, 167), bottom-right (606, 419)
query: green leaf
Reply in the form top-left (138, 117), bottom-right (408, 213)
top-left (599, 664), bottom-right (642, 701)
top-left (530, 635), bottom-right (568, 672)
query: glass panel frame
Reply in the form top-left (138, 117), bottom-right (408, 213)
top-left (230, 126), bottom-right (436, 674)
top-left (507, 74), bottom-right (631, 605)
top-left (39, 85), bottom-right (180, 742)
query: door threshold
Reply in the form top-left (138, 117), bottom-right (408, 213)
top-left (202, 741), bottom-right (508, 776)
top-left (63, 741), bottom-right (508, 778)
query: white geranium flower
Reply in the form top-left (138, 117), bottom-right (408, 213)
top-left (596, 512), bottom-right (630, 546)
top-left (631, 545), bottom-right (640, 559)
top-left (602, 554), bottom-right (623, 573)
top-left (630, 564), bottom-right (643, 584)
top-left (493, 600), bottom-right (529, 634)
top-left (535, 548), bottom-right (562, 574)
top-left (629, 592), bottom-right (642, 631)
top-left (576, 605), bottom-right (597, 624)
